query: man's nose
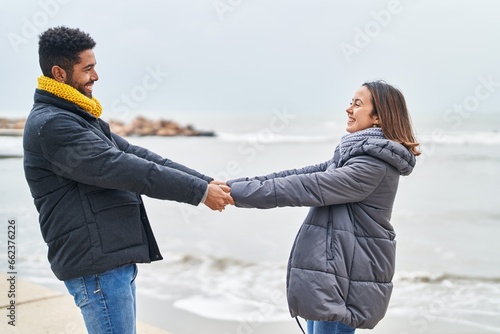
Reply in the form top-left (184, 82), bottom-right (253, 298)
top-left (91, 69), bottom-right (99, 81)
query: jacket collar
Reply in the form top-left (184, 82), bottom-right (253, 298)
top-left (33, 89), bottom-right (98, 121)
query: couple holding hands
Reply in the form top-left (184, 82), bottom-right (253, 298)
top-left (24, 26), bottom-right (419, 334)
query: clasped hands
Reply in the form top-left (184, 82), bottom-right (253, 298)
top-left (203, 180), bottom-right (235, 212)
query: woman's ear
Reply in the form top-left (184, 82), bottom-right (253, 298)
top-left (372, 113), bottom-right (380, 126)
top-left (51, 66), bottom-right (67, 83)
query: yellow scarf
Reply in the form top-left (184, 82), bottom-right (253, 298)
top-left (37, 76), bottom-right (103, 118)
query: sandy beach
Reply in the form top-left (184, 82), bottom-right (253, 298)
top-left (0, 275), bottom-right (170, 334)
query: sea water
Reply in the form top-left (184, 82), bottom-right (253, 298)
top-left (0, 111), bottom-right (499, 333)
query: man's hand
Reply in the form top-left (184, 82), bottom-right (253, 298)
top-left (209, 180), bottom-right (227, 186)
top-left (210, 180), bottom-right (235, 206)
top-left (204, 182), bottom-right (234, 211)
top-left (213, 180), bottom-right (236, 206)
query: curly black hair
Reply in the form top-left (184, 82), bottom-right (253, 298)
top-left (38, 26), bottom-right (96, 78)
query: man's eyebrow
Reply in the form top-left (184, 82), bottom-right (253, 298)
top-left (82, 63), bottom-right (96, 69)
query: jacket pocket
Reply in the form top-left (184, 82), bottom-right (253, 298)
top-left (87, 189), bottom-right (145, 254)
top-left (326, 221), bottom-right (335, 260)
top-left (88, 189), bottom-right (141, 212)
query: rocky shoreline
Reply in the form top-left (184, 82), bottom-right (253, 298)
top-left (0, 117), bottom-right (25, 136)
top-left (108, 116), bottom-right (215, 137)
top-left (0, 116), bottom-right (215, 137)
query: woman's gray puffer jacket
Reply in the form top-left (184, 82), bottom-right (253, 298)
top-left (227, 128), bottom-right (416, 329)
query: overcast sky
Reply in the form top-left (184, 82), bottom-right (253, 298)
top-left (1, 0), bottom-right (499, 127)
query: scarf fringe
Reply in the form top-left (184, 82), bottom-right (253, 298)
top-left (37, 76), bottom-right (102, 118)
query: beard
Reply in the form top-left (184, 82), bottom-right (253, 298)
top-left (66, 72), bottom-right (93, 98)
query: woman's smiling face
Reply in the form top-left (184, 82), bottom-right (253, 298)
top-left (345, 85), bottom-right (379, 133)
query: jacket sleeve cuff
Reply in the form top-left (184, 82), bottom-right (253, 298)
top-left (200, 184), bottom-right (209, 204)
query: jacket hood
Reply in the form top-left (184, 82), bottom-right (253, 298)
top-left (340, 138), bottom-right (416, 176)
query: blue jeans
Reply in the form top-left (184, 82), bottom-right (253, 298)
top-left (307, 320), bottom-right (356, 334)
top-left (64, 264), bottom-right (138, 334)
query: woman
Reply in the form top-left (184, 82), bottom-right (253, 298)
top-left (227, 81), bottom-right (420, 333)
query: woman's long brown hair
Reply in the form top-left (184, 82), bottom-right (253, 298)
top-left (363, 81), bottom-right (421, 156)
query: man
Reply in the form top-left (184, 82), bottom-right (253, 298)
top-left (23, 26), bottom-right (232, 333)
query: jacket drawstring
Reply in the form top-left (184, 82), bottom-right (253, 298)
top-left (295, 317), bottom-right (306, 334)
